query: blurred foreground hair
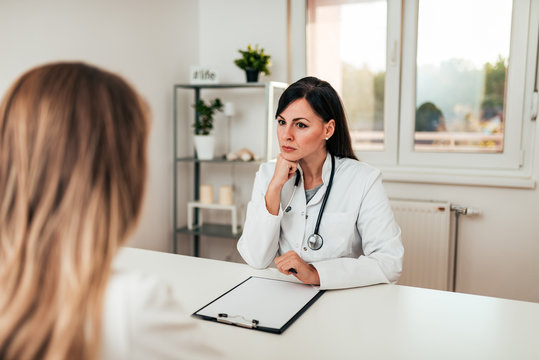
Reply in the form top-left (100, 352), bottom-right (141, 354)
top-left (0, 62), bottom-right (149, 360)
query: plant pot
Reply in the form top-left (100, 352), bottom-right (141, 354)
top-left (194, 135), bottom-right (215, 160)
top-left (245, 69), bottom-right (260, 83)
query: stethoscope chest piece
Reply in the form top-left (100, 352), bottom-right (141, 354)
top-left (307, 233), bottom-right (323, 250)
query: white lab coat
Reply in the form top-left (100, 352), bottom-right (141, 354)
top-left (100, 268), bottom-right (220, 360)
top-left (237, 153), bottom-right (403, 290)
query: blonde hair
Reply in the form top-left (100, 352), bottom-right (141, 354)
top-left (0, 62), bottom-right (148, 359)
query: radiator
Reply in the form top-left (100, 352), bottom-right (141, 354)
top-left (389, 199), bottom-right (453, 291)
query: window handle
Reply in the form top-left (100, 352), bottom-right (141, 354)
top-left (532, 91), bottom-right (538, 122)
top-left (532, 24), bottom-right (539, 121)
top-left (390, 40), bottom-right (398, 66)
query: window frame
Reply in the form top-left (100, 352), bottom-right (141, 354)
top-left (340, 0), bottom-right (402, 167)
top-left (398, 0), bottom-right (531, 171)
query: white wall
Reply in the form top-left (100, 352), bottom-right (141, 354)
top-left (198, 0), bottom-right (288, 83)
top-left (0, 0), bottom-right (199, 252)
top-left (384, 180), bottom-right (539, 302)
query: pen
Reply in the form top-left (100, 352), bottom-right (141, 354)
top-left (289, 268), bottom-right (297, 274)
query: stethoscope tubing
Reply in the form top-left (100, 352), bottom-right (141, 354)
top-left (313, 154), bottom-right (335, 236)
top-left (285, 154), bottom-right (335, 250)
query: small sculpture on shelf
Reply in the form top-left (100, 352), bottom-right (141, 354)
top-left (226, 148), bottom-right (258, 162)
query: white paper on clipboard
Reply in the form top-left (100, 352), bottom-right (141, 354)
top-left (194, 277), bottom-right (322, 331)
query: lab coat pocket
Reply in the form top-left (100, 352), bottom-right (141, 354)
top-left (280, 210), bottom-right (305, 249)
top-left (316, 211), bottom-right (356, 260)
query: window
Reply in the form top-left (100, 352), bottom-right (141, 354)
top-left (414, 0), bottom-right (511, 154)
top-left (308, 0), bottom-right (387, 151)
top-left (307, 0), bottom-right (538, 181)
top-left (307, 0), bottom-right (401, 165)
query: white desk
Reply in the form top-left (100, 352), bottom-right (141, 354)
top-left (115, 247), bottom-right (539, 360)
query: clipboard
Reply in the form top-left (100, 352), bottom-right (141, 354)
top-left (192, 276), bottom-right (324, 334)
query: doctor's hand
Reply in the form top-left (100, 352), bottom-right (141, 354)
top-left (270, 154), bottom-right (298, 188)
top-left (265, 154), bottom-right (298, 215)
top-left (274, 251), bottom-right (320, 286)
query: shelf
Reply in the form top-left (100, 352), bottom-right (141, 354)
top-left (173, 80), bottom-right (287, 256)
top-left (176, 156), bottom-right (263, 164)
top-left (187, 202), bottom-right (239, 235)
top-left (174, 82), bottom-right (287, 90)
top-left (188, 201), bottom-right (237, 210)
top-left (176, 223), bottom-right (242, 240)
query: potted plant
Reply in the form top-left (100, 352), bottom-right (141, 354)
top-left (234, 44), bottom-right (271, 82)
top-left (193, 98), bottom-right (223, 159)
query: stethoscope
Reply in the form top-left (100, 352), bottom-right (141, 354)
top-left (283, 154), bottom-right (335, 250)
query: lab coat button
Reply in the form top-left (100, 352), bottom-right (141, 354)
top-left (303, 247), bottom-right (307, 251)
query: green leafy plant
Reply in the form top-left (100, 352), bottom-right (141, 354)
top-left (234, 44), bottom-right (271, 75)
top-left (193, 98), bottom-right (223, 135)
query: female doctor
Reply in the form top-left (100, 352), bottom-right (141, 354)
top-left (237, 76), bottom-right (403, 290)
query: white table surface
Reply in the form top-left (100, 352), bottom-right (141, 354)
top-left (114, 247), bottom-right (539, 360)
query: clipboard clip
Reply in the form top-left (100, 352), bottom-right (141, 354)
top-left (217, 313), bottom-right (259, 329)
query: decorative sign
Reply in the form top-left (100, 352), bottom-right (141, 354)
top-left (190, 66), bottom-right (219, 84)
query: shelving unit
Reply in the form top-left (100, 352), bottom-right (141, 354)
top-left (173, 82), bottom-right (287, 257)
top-left (187, 202), bottom-right (239, 234)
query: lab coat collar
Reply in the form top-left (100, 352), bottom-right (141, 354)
top-left (321, 152), bottom-right (333, 184)
top-left (296, 152), bottom-right (333, 184)
top-left (296, 152), bottom-right (334, 206)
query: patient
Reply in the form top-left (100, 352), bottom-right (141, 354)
top-left (0, 62), bottom-right (218, 359)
